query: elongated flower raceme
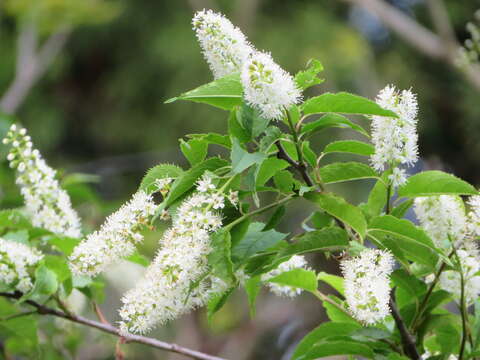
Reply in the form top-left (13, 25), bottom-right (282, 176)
top-left (467, 195), bottom-right (480, 238)
top-left (241, 51), bottom-right (302, 121)
top-left (414, 195), bottom-right (467, 249)
top-left (0, 238), bottom-right (43, 293)
top-left (262, 255), bottom-right (309, 298)
top-left (119, 175), bottom-right (226, 334)
top-left (69, 191), bottom-right (156, 277)
top-left (3, 125), bottom-right (82, 238)
top-left (192, 9), bottom-right (253, 79)
top-left (341, 249), bottom-right (394, 325)
top-left (370, 85), bottom-right (419, 187)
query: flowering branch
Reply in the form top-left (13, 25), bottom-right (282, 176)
top-left (0, 292), bottom-right (226, 360)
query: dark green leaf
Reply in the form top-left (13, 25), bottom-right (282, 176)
top-left (231, 222), bottom-right (287, 264)
top-left (398, 171), bottom-right (477, 197)
top-left (165, 73), bottom-right (242, 110)
top-left (208, 230), bottom-right (235, 284)
top-left (231, 138), bottom-right (267, 174)
top-left (292, 322), bottom-right (360, 360)
top-left (255, 158), bottom-right (289, 186)
top-left (165, 157), bottom-right (228, 206)
top-left (302, 92), bottom-right (397, 117)
top-left (236, 103), bottom-right (270, 138)
top-left (305, 192), bottom-right (367, 239)
top-left (264, 205), bottom-right (286, 231)
top-left (277, 227), bottom-right (348, 259)
top-left (301, 113), bottom-right (368, 137)
top-left (273, 170), bottom-right (295, 193)
top-left (319, 161), bottom-right (377, 184)
top-left (324, 140), bottom-right (375, 156)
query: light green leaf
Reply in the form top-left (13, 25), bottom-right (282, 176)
top-left (165, 73), bottom-right (242, 110)
top-left (301, 113), bottom-right (368, 137)
top-left (277, 227), bottom-right (349, 259)
top-left (317, 272), bottom-right (344, 295)
top-left (46, 235), bottom-right (80, 256)
top-left (324, 140), bottom-right (375, 156)
top-left (398, 171), bottom-right (477, 197)
top-left (207, 287), bottom-right (235, 322)
top-left (231, 138), bottom-right (267, 174)
top-left (294, 59), bottom-right (324, 90)
top-left (305, 192), bottom-right (367, 239)
top-left (245, 275), bottom-right (262, 317)
top-left (319, 161), bottom-right (377, 184)
top-left (391, 199), bottom-right (414, 218)
top-left (364, 177), bottom-right (388, 218)
top-left (255, 158), bottom-right (289, 187)
top-left (302, 92), bottom-right (397, 117)
top-left (180, 139), bottom-right (208, 166)
top-left (368, 215), bottom-right (439, 268)
top-left (44, 255), bottom-right (71, 283)
top-left (3, 230), bottom-right (29, 245)
top-left (236, 103), bottom-right (270, 139)
top-left (292, 322), bottom-right (360, 360)
top-left (0, 210), bottom-right (31, 232)
top-left (126, 251), bottom-right (150, 267)
top-left (231, 222), bottom-right (287, 264)
top-left (266, 268), bottom-right (317, 293)
top-left (139, 164), bottom-right (184, 194)
top-left (26, 265), bottom-right (58, 302)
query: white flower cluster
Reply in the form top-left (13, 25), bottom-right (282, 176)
top-left (0, 238), bottom-right (43, 293)
top-left (192, 9), bottom-right (253, 79)
top-left (262, 255), bottom-right (309, 298)
top-left (192, 10), bottom-right (301, 121)
top-left (414, 195), bottom-right (467, 249)
top-left (119, 174), bottom-right (226, 334)
top-left (69, 191), bottom-right (156, 277)
top-left (439, 248), bottom-right (480, 304)
top-left (341, 249), bottom-right (394, 325)
top-left (3, 124), bottom-right (82, 238)
top-left (241, 52), bottom-right (302, 120)
top-left (415, 195), bottom-right (480, 304)
top-left (370, 85), bottom-right (419, 187)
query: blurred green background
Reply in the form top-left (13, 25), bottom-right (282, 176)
top-left (0, 0), bottom-right (479, 359)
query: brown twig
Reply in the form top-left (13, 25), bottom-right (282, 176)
top-left (389, 296), bottom-right (420, 360)
top-left (275, 141), bottom-right (314, 187)
top-left (0, 292), bottom-right (226, 360)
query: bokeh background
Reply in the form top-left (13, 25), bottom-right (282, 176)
top-left (0, 0), bottom-right (479, 359)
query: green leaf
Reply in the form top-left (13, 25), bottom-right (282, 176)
top-left (139, 164), bottom-right (184, 194)
top-left (301, 113), bottom-right (368, 137)
top-left (207, 287), bottom-right (235, 322)
top-left (292, 322), bottom-right (361, 360)
top-left (231, 138), bottom-right (267, 174)
top-left (187, 133), bottom-right (231, 149)
top-left (165, 73), bottom-right (242, 110)
top-left (0, 316), bottom-right (38, 353)
top-left (264, 205), bottom-right (286, 231)
top-left (165, 157), bottom-right (228, 206)
top-left (259, 126), bottom-right (281, 152)
top-left (319, 161), bottom-right (377, 184)
top-left (364, 177), bottom-right (388, 218)
top-left (266, 268), bottom-right (317, 293)
top-left (245, 275), bottom-right (262, 317)
top-left (398, 170), bottom-right (477, 197)
top-left (277, 227), bottom-right (349, 259)
top-left (273, 170), bottom-right (295, 193)
top-left (208, 230), bottom-right (235, 284)
top-left (44, 255), bottom-right (71, 282)
top-left (302, 141), bottom-right (317, 167)
top-left (236, 103), bottom-right (270, 139)
top-left (255, 158), bottom-right (289, 187)
top-left (301, 340), bottom-right (374, 359)
top-left (391, 199), bottom-right (414, 218)
top-left (322, 295), bottom-right (356, 323)
top-left (294, 59), bottom-right (324, 90)
top-left (46, 235), bottom-right (80, 256)
top-left (3, 230), bottom-right (29, 245)
top-left (0, 209), bottom-right (31, 232)
top-left (126, 251), bottom-right (150, 267)
top-left (368, 215), bottom-right (439, 268)
top-left (302, 92), bottom-right (397, 117)
top-left (27, 265), bottom-right (58, 302)
top-left (231, 222), bottom-right (287, 265)
top-left (305, 192), bottom-right (367, 239)
top-left (317, 272), bottom-right (345, 295)
top-left (324, 140), bottom-right (375, 156)
top-left (180, 139), bottom-right (208, 166)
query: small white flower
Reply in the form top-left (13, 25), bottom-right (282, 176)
top-left (155, 177), bottom-right (173, 194)
top-left (370, 85), bottom-right (418, 186)
top-left (69, 191), bottom-right (156, 277)
top-left (241, 51), bottom-right (302, 120)
top-left (262, 255), bottom-right (310, 298)
top-left (342, 249), bottom-right (394, 325)
top-left (467, 195), bottom-right (480, 238)
top-left (3, 126), bottom-right (82, 238)
top-left (192, 9), bottom-right (254, 79)
top-left (414, 195), bottom-right (467, 249)
top-left (0, 238), bottom-right (43, 293)
top-left (196, 174), bottom-right (215, 193)
top-left (228, 190), bottom-right (239, 207)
